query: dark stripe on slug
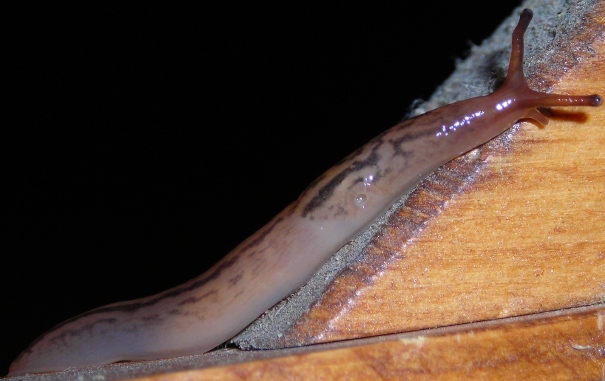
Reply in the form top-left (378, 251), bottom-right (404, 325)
top-left (141, 314), bottom-right (161, 322)
top-left (228, 272), bottom-right (243, 286)
top-left (301, 139), bottom-right (384, 217)
top-left (178, 290), bottom-right (218, 306)
top-left (388, 134), bottom-right (415, 159)
top-left (299, 111), bottom-right (453, 218)
top-left (32, 318), bottom-right (119, 354)
top-left (296, 140), bottom-right (377, 205)
top-left (392, 111), bottom-right (449, 140)
top-left (297, 173), bottom-right (327, 204)
top-left (239, 215), bottom-right (286, 253)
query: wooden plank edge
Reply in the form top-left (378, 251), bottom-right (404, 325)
top-left (128, 303), bottom-right (604, 381)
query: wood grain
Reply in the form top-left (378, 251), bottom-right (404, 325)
top-left (129, 305), bottom-right (604, 380)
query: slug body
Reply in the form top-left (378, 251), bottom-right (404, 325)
top-left (9, 9), bottom-right (601, 376)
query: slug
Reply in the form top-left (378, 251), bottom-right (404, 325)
top-left (9, 9), bottom-right (602, 376)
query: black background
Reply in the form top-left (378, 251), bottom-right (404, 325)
top-left (4, 2), bottom-right (521, 376)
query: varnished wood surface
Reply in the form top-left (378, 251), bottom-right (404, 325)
top-left (129, 304), bottom-right (604, 381)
